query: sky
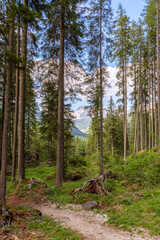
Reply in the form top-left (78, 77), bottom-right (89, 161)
top-left (72, 0), bottom-right (145, 111)
top-left (112, 0), bottom-right (145, 21)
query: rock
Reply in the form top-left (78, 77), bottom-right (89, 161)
top-left (82, 201), bottom-right (98, 210)
top-left (27, 184), bottom-right (32, 190)
top-left (30, 178), bottom-right (36, 185)
top-left (0, 202), bottom-right (13, 228)
top-left (69, 173), bottom-right (81, 181)
top-left (25, 152), bottom-right (39, 167)
top-left (43, 183), bottom-right (47, 188)
top-left (35, 179), bottom-right (41, 184)
top-left (112, 205), bottom-right (123, 211)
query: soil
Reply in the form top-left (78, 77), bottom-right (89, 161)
top-left (7, 196), bottom-right (160, 240)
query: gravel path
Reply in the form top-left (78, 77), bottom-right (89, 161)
top-left (36, 202), bottom-right (160, 240)
top-left (7, 197), bottom-right (160, 240)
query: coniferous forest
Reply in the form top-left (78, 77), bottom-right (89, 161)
top-left (1, 0), bottom-right (160, 239)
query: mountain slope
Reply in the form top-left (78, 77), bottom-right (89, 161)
top-left (72, 127), bottom-right (87, 138)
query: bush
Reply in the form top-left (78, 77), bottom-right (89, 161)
top-left (125, 151), bottom-right (160, 186)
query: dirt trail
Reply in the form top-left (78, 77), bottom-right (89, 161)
top-left (7, 197), bottom-right (160, 240)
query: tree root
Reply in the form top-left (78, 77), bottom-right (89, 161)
top-left (69, 171), bottom-right (117, 196)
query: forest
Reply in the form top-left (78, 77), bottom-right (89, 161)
top-left (0, 0), bottom-right (160, 239)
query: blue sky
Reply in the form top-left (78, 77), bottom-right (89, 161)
top-left (112, 0), bottom-right (144, 20)
top-left (72, 0), bottom-right (145, 111)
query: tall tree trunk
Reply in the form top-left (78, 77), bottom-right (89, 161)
top-left (99, 0), bottom-right (103, 174)
top-left (140, 29), bottom-right (143, 150)
top-left (149, 65), bottom-right (151, 149)
top-left (26, 110), bottom-right (30, 150)
top-left (134, 64), bottom-right (137, 152)
top-left (154, 61), bottom-right (157, 146)
top-left (135, 78), bottom-right (140, 152)
top-left (12, 6), bottom-right (20, 182)
top-left (144, 88), bottom-right (147, 149)
top-left (0, 0), bottom-right (15, 201)
top-left (124, 24), bottom-right (127, 160)
top-left (152, 64), bottom-right (154, 148)
top-left (157, 0), bottom-right (160, 143)
top-left (56, 0), bottom-right (65, 187)
top-left (18, 0), bottom-right (28, 181)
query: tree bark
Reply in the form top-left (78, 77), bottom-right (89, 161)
top-left (149, 61), bottom-right (151, 149)
top-left (99, 0), bottom-right (103, 174)
top-left (12, 5), bottom-right (20, 182)
top-left (135, 77), bottom-right (140, 153)
top-left (152, 64), bottom-right (154, 147)
top-left (140, 28), bottom-right (143, 150)
top-left (154, 61), bottom-right (157, 147)
top-left (124, 22), bottom-right (127, 160)
top-left (134, 63), bottom-right (137, 151)
top-left (56, 0), bottom-right (65, 187)
top-left (18, 0), bottom-right (28, 181)
top-left (144, 87), bottom-right (147, 149)
top-left (157, 0), bottom-right (160, 143)
top-left (0, 0), bottom-right (15, 201)
top-left (26, 110), bottom-right (30, 150)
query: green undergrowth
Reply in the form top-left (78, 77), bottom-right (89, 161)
top-left (6, 150), bottom-right (160, 236)
top-left (4, 206), bottom-right (81, 240)
top-left (27, 216), bottom-right (81, 239)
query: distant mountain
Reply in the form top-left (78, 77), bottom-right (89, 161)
top-left (31, 59), bottom-right (87, 99)
top-left (74, 106), bottom-right (89, 119)
top-left (74, 106), bottom-right (91, 132)
top-left (72, 126), bottom-right (87, 139)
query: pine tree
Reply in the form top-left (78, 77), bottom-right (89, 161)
top-left (12, 0), bottom-right (20, 182)
top-left (43, 0), bottom-right (85, 186)
top-left (18, 0), bottom-right (28, 181)
top-left (0, 0), bottom-right (16, 201)
top-left (103, 97), bottom-right (123, 156)
top-left (85, 0), bottom-right (112, 173)
top-left (156, 0), bottom-right (160, 143)
top-left (112, 4), bottom-right (130, 160)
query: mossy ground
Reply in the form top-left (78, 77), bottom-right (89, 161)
top-left (6, 150), bottom-right (160, 237)
top-left (0, 206), bottom-right (81, 240)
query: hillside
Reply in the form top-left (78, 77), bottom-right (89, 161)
top-left (72, 126), bottom-right (87, 138)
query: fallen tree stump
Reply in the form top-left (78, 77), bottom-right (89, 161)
top-left (69, 171), bottom-right (117, 196)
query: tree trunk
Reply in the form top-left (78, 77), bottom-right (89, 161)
top-left (18, 0), bottom-right (28, 181)
top-left (0, 0), bottom-right (15, 201)
top-left (26, 110), bottom-right (30, 150)
top-left (12, 6), bottom-right (20, 182)
top-left (154, 61), bottom-right (157, 147)
top-left (124, 23), bottom-right (127, 160)
top-left (149, 64), bottom-right (151, 149)
top-left (152, 64), bottom-right (154, 148)
top-left (56, 0), bottom-right (65, 187)
top-left (99, 0), bottom-right (103, 174)
top-left (135, 77), bottom-right (140, 153)
top-left (157, 0), bottom-right (160, 143)
top-left (144, 88), bottom-right (147, 149)
top-left (134, 63), bottom-right (137, 152)
top-left (140, 29), bottom-right (143, 150)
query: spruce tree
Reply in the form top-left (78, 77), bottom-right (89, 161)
top-left (0, 0), bottom-right (15, 201)
top-left (112, 4), bottom-right (130, 160)
top-left (85, 0), bottom-right (112, 173)
top-left (43, 0), bottom-right (85, 186)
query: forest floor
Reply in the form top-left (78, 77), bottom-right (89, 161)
top-left (6, 196), bottom-right (160, 240)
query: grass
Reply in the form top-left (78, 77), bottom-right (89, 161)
top-left (6, 151), bottom-right (160, 237)
top-left (1, 206), bottom-right (81, 240)
top-left (27, 216), bottom-right (81, 239)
